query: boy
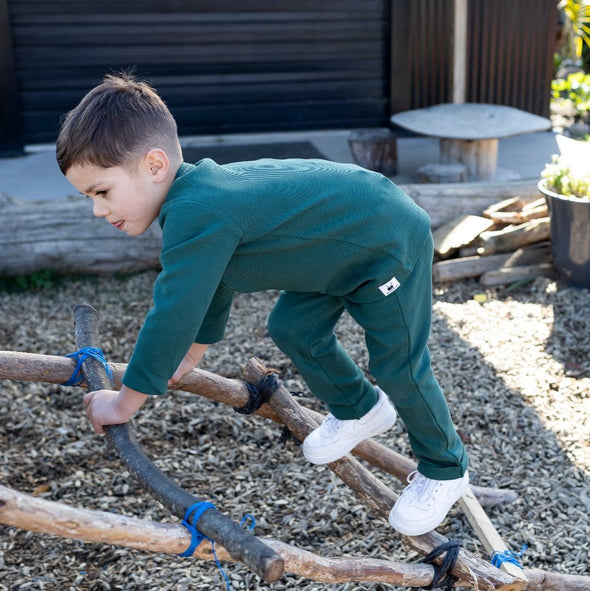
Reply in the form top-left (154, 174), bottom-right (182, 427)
top-left (57, 73), bottom-right (469, 536)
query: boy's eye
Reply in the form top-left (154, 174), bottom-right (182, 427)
top-left (95, 190), bottom-right (108, 197)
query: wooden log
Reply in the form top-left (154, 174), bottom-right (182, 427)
top-left (440, 137), bottom-right (498, 181)
top-left (0, 180), bottom-right (542, 278)
top-left (483, 197), bottom-right (548, 225)
top-left (434, 252), bottom-right (513, 282)
top-left (433, 214), bottom-right (496, 258)
top-left (483, 196), bottom-right (530, 215)
top-left (477, 218), bottom-right (550, 255)
top-left (399, 179), bottom-right (541, 229)
top-left (0, 350), bottom-right (524, 588)
top-left (0, 484), bottom-right (446, 588)
top-left (348, 129), bottom-right (398, 175)
top-left (242, 358), bottom-right (523, 591)
top-left (0, 484), bottom-right (198, 556)
top-left (433, 243), bottom-right (552, 283)
top-left (0, 194), bottom-right (162, 277)
top-left (479, 263), bottom-right (558, 286)
top-left (523, 569), bottom-right (590, 591)
top-left (502, 242), bottom-right (552, 266)
top-left (70, 305), bottom-right (283, 583)
top-left (2, 483), bottom-right (587, 590)
top-left (0, 349), bottom-right (518, 509)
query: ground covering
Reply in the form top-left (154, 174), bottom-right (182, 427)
top-left (0, 273), bottom-right (589, 590)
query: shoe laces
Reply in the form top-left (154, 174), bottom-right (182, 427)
top-left (322, 414), bottom-right (342, 437)
top-left (405, 471), bottom-right (442, 508)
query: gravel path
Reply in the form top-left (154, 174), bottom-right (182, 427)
top-left (1, 272), bottom-right (589, 590)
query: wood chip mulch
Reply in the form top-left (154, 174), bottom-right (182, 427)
top-left (1, 272), bottom-right (589, 590)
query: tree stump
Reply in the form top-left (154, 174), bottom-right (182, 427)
top-left (348, 129), bottom-right (398, 175)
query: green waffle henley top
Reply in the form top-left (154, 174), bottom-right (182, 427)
top-left (123, 158), bottom-right (432, 395)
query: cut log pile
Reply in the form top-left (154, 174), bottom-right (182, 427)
top-left (432, 194), bottom-right (557, 286)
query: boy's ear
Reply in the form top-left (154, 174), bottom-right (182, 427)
top-left (143, 148), bottom-right (170, 183)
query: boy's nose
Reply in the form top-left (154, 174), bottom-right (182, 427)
top-left (92, 201), bottom-right (109, 217)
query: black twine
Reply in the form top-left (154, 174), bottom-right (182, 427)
top-left (233, 374), bottom-right (280, 415)
top-left (278, 425), bottom-right (298, 445)
top-left (420, 540), bottom-right (461, 590)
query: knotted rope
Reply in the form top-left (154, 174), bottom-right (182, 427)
top-left (420, 540), bottom-right (461, 590)
top-left (233, 373), bottom-right (280, 414)
top-left (179, 502), bottom-right (257, 590)
top-left (62, 346), bottom-right (113, 387)
top-left (491, 544), bottom-right (527, 570)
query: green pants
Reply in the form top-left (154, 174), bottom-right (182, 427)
top-left (267, 238), bottom-right (468, 480)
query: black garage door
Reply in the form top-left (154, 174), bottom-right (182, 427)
top-left (5, 0), bottom-right (390, 145)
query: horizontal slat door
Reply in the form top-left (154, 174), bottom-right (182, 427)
top-left (7, 0), bottom-right (390, 144)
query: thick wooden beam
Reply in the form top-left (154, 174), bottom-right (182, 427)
top-left (0, 195), bottom-right (162, 277)
top-left (459, 487), bottom-right (527, 582)
top-left (0, 180), bottom-right (541, 277)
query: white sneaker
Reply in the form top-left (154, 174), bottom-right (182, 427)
top-left (302, 387), bottom-right (397, 465)
top-left (388, 470), bottom-right (469, 536)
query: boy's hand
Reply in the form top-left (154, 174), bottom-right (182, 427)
top-left (168, 343), bottom-right (209, 388)
top-left (83, 386), bottom-right (148, 435)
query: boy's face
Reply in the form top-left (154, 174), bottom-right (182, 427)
top-left (66, 155), bottom-right (169, 237)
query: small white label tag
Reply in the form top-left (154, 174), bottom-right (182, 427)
top-left (379, 276), bottom-right (401, 296)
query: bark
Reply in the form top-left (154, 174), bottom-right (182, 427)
top-left (0, 194), bottom-right (161, 277)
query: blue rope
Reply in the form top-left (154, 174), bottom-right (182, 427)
top-left (239, 514), bottom-right (256, 531)
top-left (491, 544), bottom-right (528, 570)
top-left (63, 346), bottom-right (113, 386)
top-left (179, 502), bottom-right (216, 557)
top-left (179, 503), bottom-right (257, 591)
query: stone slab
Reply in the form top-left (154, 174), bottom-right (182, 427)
top-left (391, 103), bottom-right (551, 140)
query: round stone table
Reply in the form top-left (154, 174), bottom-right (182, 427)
top-left (391, 103), bottom-right (551, 181)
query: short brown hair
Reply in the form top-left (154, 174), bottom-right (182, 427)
top-left (56, 72), bottom-right (181, 173)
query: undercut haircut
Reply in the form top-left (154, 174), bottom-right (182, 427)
top-left (56, 72), bottom-right (181, 174)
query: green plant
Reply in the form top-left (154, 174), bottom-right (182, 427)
top-left (0, 270), bottom-right (61, 293)
top-left (559, 0), bottom-right (590, 60)
top-left (541, 154), bottom-right (590, 200)
top-left (552, 71), bottom-right (590, 121)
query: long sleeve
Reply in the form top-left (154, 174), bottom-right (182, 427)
top-left (122, 201), bottom-right (243, 395)
top-left (195, 282), bottom-right (234, 343)
top-left (122, 157), bottom-right (432, 395)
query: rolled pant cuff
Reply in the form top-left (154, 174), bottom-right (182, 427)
top-left (417, 461), bottom-right (468, 481)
